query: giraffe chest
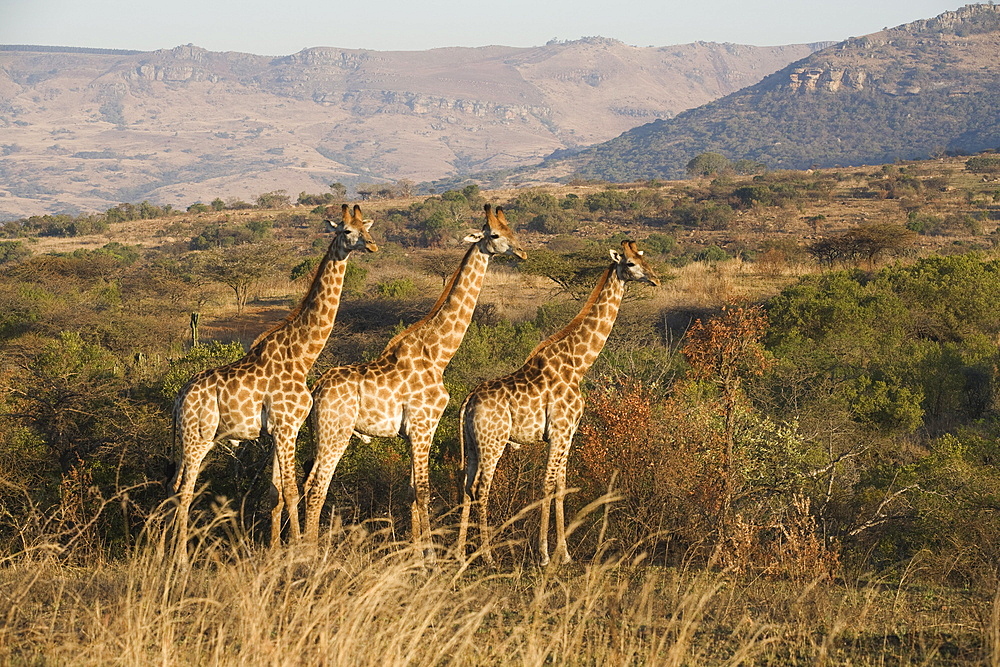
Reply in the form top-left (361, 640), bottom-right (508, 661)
top-left (213, 374), bottom-right (309, 440)
top-left (506, 389), bottom-right (550, 443)
top-left (353, 369), bottom-right (448, 438)
top-left (508, 383), bottom-right (581, 444)
top-left (349, 370), bottom-right (405, 437)
top-left (213, 384), bottom-right (268, 441)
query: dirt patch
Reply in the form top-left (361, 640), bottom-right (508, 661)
top-left (199, 306), bottom-right (291, 347)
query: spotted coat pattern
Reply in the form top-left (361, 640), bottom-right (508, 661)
top-left (303, 205), bottom-right (526, 548)
top-left (171, 204), bottom-right (377, 562)
top-left (456, 241), bottom-right (660, 565)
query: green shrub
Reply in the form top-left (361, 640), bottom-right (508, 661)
top-left (642, 234), bottom-right (677, 255)
top-left (965, 155), bottom-right (1000, 174)
top-left (376, 278), bottom-right (416, 300)
top-left (527, 210), bottom-right (578, 234)
top-left (160, 341), bottom-right (246, 403)
top-left (694, 245), bottom-right (730, 263)
top-left (670, 200), bottom-right (735, 230)
top-left (0, 240), bottom-right (30, 265)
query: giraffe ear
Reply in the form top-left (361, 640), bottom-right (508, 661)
top-left (464, 231), bottom-right (485, 244)
top-left (610, 249), bottom-right (623, 262)
top-left (362, 219), bottom-right (374, 232)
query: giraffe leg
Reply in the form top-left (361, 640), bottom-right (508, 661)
top-left (456, 466), bottom-right (473, 562)
top-left (172, 440), bottom-right (212, 566)
top-left (271, 424), bottom-right (302, 543)
top-left (539, 476), bottom-right (553, 566)
top-left (303, 425), bottom-right (355, 542)
top-left (552, 447), bottom-right (573, 565)
top-left (304, 383), bottom-right (358, 543)
top-left (457, 393), bottom-right (511, 565)
top-left (458, 443), bottom-right (505, 564)
top-left (407, 407), bottom-right (445, 556)
top-left (268, 447), bottom-right (284, 547)
top-left (540, 432), bottom-right (574, 566)
top-left (474, 454), bottom-right (502, 566)
top-left (456, 405), bottom-right (474, 562)
top-left (409, 449), bottom-right (432, 552)
top-left (302, 433), bottom-right (352, 543)
top-left (544, 400), bottom-right (582, 566)
top-left (456, 497), bottom-right (472, 563)
top-left (173, 482), bottom-right (193, 566)
top-left (457, 455), bottom-right (500, 565)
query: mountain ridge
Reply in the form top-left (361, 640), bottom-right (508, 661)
top-left (517, 3), bottom-right (1000, 183)
top-left (0, 38), bottom-right (826, 219)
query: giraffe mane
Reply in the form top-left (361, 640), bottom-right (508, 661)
top-left (381, 242), bottom-right (478, 351)
top-left (250, 246), bottom-right (337, 349)
top-left (528, 265), bottom-right (613, 357)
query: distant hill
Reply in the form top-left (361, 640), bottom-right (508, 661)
top-left (518, 4), bottom-right (1000, 183)
top-left (0, 39), bottom-right (825, 219)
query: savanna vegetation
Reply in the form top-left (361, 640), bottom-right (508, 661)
top-left (2, 155), bottom-right (1000, 664)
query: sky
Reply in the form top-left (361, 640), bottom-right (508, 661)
top-left (0, 0), bottom-right (973, 55)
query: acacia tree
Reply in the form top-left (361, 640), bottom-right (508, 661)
top-left (682, 305), bottom-right (772, 528)
top-left (686, 152), bottom-right (733, 178)
top-left (808, 223), bottom-right (915, 267)
top-left (204, 243), bottom-right (286, 314)
top-left (421, 249), bottom-right (464, 286)
top-left (255, 190), bottom-right (291, 209)
top-left (517, 247), bottom-right (612, 299)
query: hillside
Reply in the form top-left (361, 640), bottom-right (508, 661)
top-left (0, 39), bottom-right (824, 220)
top-left (517, 4), bottom-right (1000, 183)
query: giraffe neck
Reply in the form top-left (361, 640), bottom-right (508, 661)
top-left (384, 242), bottom-right (489, 369)
top-left (257, 242), bottom-right (349, 370)
top-left (535, 266), bottom-right (626, 378)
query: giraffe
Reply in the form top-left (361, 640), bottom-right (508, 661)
top-left (303, 204), bottom-right (526, 549)
top-left (456, 240), bottom-right (660, 565)
top-left (171, 204), bottom-right (378, 562)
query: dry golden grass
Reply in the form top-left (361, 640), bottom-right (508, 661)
top-left (656, 258), bottom-right (814, 312)
top-left (1, 501), bottom-right (995, 666)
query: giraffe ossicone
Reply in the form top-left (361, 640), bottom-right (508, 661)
top-left (456, 240), bottom-right (660, 566)
top-left (303, 204), bottom-right (527, 551)
top-left (170, 204), bottom-right (377, 564)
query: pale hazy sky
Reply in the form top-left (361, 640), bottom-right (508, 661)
top-left (0, 0), bottom-right (971, 54)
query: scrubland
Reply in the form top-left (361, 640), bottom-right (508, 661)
top-left (2, 156), bottom-right (1000, 663)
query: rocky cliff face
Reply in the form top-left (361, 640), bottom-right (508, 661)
top-left (905, 3), bottom-right (1000, 35)
top-left (0, 38), bottom-right (825, 218)
top-left (523, 4), bottom-right (1000, 183)
top-left (787, 67), bottom-right (867, 92)
top-left (778, 4), bottom-right (1000, 96)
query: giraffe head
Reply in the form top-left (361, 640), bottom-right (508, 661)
top-left (325, 203), bottom-right (379, 255)
top-left (465, 204), bottom-right (527, 260)
top-left (611, 240), bottom-right (661, 286)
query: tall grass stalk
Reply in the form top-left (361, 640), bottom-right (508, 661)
top-left (0, 502), bottom-right (993, 665)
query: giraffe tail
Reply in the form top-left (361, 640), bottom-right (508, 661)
top-left (169, 395), bottom-right (183, 493)
top-left (459, 392), bottom-right (479, 502)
